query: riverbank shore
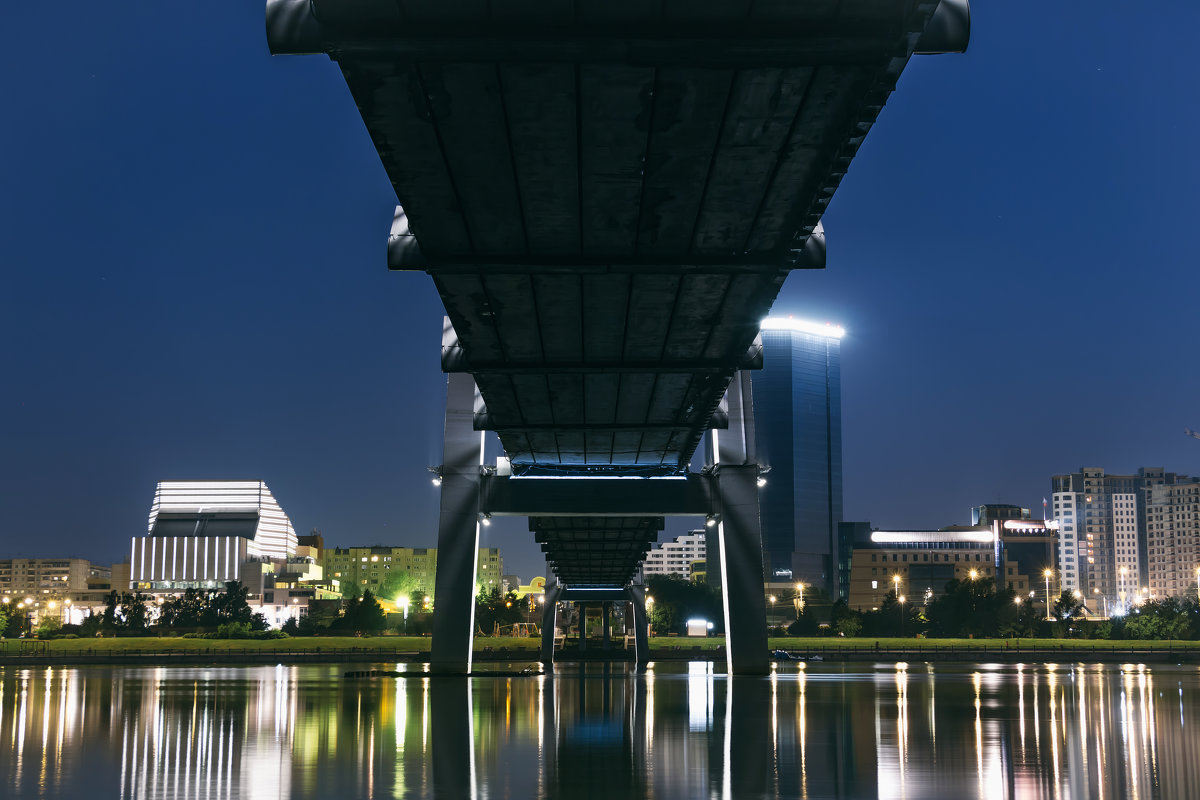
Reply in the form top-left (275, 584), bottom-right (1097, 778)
top-left (3, 636), bottom-right (1200, 666)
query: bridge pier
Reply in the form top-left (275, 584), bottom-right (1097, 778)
top-left (626, 585), bottom-right (650, 667)
top-left (709, 372), bottom-right (770, 675)
top-left (430, 372), bottom-right (484, 674)
top-left (540, 580), bottom-right (562, 667)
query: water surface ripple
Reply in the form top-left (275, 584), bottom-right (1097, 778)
top-left (2, 660), bottom-right (1197, 799)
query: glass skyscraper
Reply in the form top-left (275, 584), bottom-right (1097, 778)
top-left (752, 318), bottom-right (844, 597)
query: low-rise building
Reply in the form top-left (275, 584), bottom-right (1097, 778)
top-left (846, 526), bottom-right (1032, 612)
top-left (322, 546), bottom-right (503, 600)
top-left (0, 558), bottom-right (111, 599)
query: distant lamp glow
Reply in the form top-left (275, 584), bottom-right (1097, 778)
top-left (1014, 596), bottom-right (1022, 605)
top-left (479, 513), bottom-right (492, 527)
top-left (756, 476), bottom-right (767, 488)
top-left (705, 514), bottom-right (719, 528)
top-left (968, 569), bottom-right (978, 580)
top-left (432, 476), bottom-right (442, 487)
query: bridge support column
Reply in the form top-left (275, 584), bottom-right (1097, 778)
top-left (431, 372), bottom-right (484, 674)
top-left (709, 371), bottom-right (769, 675)
top-left (626, 584), bottom-right (650, 667)
top-left (540, 581), bottom-right (562, 667)
top-left (602, 602), bottom-right (611, 650)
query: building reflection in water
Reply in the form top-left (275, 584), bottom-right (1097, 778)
top-left (6, 660), bottom-right (1200, 798)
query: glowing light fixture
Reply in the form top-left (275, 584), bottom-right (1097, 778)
top-left (760, 317), bottom-right (845, 339)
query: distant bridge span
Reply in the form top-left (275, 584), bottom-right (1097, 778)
top-left (267, 0), bottom-right (968, 673)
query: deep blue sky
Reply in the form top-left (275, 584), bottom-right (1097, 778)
top-left (3, 3), bottom-right (1199, 581)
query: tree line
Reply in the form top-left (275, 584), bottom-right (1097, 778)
top-left (793, 577), bottom-right (1200, 640)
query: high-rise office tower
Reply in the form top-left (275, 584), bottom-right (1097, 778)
top-left (752, 317), bottom-right (844, 596)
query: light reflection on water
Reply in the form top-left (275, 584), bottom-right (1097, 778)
top-left (4, 661), bottom-right (1200, 799)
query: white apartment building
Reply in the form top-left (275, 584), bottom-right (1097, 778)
top-left (1146, 480), bottom-right (1200, 599)
top-left (1052, 467), bottom-right (1193, 613)
top-left (640, 532), bottom-right (706, 579)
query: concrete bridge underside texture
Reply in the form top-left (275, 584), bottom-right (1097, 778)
top-left (266, 0), bottom-right (968, 674)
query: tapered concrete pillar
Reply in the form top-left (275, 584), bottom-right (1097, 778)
top-left (626, 585), bottom-right (650, 667)
top-left (709, 371), bottom-right (769, 675)
top-left (540, 581), bottom-right (562, 666)
top-left (430, 369), bottom-right (484, 674)
top-left (714, 466), bottom-right (769, 674)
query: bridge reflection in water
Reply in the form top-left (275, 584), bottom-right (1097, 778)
top-left (3, 662), bottom-right (1200, 799)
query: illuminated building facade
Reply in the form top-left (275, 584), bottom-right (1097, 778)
top-left (751, 317), bottom-right (844, 595)
top-left (130, 480), bottom-right (297, 590)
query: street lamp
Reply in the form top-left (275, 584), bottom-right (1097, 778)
top-left (1043, 569), bottom-right (1054, 621)
top-left (892, 574), bottom-right (901, 599)
top-left (1119, 566), bottom-right (1128, 614)
top-left (898, 595), bottom-right (906, 638)
top-left (794, 582), bottom-right (806, 617)
top-left (968, 569), bottom-right (978, 581)
top-left (399, 595), bottom-right (410, 634)
top-left (768, 595), bottom-right (777, 625)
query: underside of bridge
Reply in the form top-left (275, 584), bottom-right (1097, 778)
top-left (267, 0), bottom-right (968, 672)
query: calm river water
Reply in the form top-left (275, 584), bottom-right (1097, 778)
top-left (2, 660), bottom-right (1199, 799)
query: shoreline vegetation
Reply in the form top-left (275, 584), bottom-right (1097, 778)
top-left (4, 636), bottom-right (1200, 666)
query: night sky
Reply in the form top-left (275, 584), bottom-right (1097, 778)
top-left (3, 3), bottom-right (1199, 582)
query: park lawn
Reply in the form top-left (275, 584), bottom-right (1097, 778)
top-left (28, 637), bottom-right (431, 654)
top-left (766, 637), bottom-right (1199, 650)
top-left (28, 636), bottom-right (545, 654)
top-left (12, 635), bottom-right (1198, 656)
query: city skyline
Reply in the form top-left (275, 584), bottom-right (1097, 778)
top-left (4, 3), bottom-right (1200, 583)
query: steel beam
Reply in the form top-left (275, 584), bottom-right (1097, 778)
top-left (474, 418), bottom-right (728, 433)
top-left (481, 474), bottom-right (713, 517)
top-left (430, 372), bottom-right (484, 674)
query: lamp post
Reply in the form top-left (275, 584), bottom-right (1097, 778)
top-left (1043, 569), bottom-right (1053, 621)
top-left (891, 574), bottom-right (901, 600)
top-left (794, 582), bottom-right (806, 617)
top-left (399, 595), bottom-right (410, 635)
top-left (1118, 566), bottom-right (1128, 615)
top-left (768, 595), bottom-right (777, 626)
top-left (898, 595), bottom-right (906, 638)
